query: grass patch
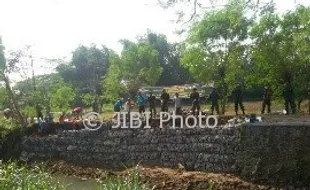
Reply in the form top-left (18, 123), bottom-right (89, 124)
top-left (96, 166), bottom-right (154, 190)
top-left (0, 161), bottom-right (67, 190)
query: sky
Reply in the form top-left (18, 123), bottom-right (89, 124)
top-left (0, 0), bottom-right (310, 82)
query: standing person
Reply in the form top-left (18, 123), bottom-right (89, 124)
top-left (261, 85), bottom-right (272, 114)
top-left (125, 98), bottom-right (134, 121)
top-left (174, 93), bottom-right (182, 115)
top-left (283, 82), bottom-right (296, 114)
top-left (148, 92), bottom-right (156, 118)
top-left (45, 111), bottom-right (53, 123)
top-left (136, 92), bottom-right (146, 114)
top-left (209, 87), bottom-right (219, 115)
top-left (114, 99), bottom-right (124, 112)
top-left (233, 85), bottom-right (245, 115)
top-left (36, 104), bottom-right (43, 121)
top-left (160, 89), bottom-right (170, 112)
top-left (190, 88), bottom-right (200, 115)
top-left (308, 86), bottom-right (310, 115)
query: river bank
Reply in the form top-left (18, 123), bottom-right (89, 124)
top-left (43, 160), bottom-right (298, 190)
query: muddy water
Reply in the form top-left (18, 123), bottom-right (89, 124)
top-left (53, 175), bottom-right (99, 190)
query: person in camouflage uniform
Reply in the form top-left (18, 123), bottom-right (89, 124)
top-left (160, 89), bottom-right (170, 112)
top-left (209, 87), bottom-right (219, 115)
top-left (190, 88), bottom-right (200, 115)
top-left (233, 85), bottom-right (245, 115)
top-left (283, 82), bottom-right (296, 114)
top-left (261, 85), bottom-right (272, 114)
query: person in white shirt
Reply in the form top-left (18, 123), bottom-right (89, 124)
top-left (174, 93), bottom-right (182, 115)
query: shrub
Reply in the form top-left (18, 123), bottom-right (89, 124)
top-left (96, 167), bottom-right (153, 190)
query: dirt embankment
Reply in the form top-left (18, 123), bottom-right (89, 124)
top-left (44, 160), bottom-right (304, 190)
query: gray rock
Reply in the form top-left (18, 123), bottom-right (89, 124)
top-left (67, 145), bottom-right (77, 151)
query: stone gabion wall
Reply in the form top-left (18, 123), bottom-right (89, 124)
top-left (236, 122), bottom-right (310, 185)
top-left (21, 125), bottom-right (239, 173)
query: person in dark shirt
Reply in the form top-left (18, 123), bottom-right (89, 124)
top-left (283, 82), bottom-right (296, 114)
top-left (114, 99), bottom-right (123, 112)
top-left (209, 87), bottom-right (219, 115)
top-left (148, 92), bottom-right (156, 118)
top-left (160, 89), bottom-right (170, 112)
top-left (233, 85), bottom-right (245, 115)
top-left (190, 88), bottom-right (200, 115)
top-left (261, 85), bottom-right (272, 114)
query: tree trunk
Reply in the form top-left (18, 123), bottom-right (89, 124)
top-left (4, 75), bottom-right (27, 127)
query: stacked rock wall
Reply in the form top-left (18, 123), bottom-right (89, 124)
top-left (20, 122), bottom-right (310, 186)
top-left (21, 126), bottom-right (239, 173)
top-left (236, 122), bottom-right (310, 185)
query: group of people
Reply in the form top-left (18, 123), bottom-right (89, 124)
top-left (113, 82), bottom-right (310, 117)
top-left (113, 88), bottom-right (210, 118)
top-left (260, 82), bottom-right (310, 115)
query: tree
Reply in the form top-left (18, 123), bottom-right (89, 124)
top-left (158, 0), bottom-right (273, 33)
top-left (181, 0), bottom-right (253, 113)
top-left (102, 51), bottom-right (126, 103)
top-left (15, 74), bottom-right (66, 114)
top-left (51, 86), bottom-right (76, 111)
top-left (0, 37), bottom-right (27, 127)
top-left (119, 39), bottom-right (163, 96)
top-left (140, 32), bottom-right (193, 86)
top-left (56, 44), bottom-right (110, 100)
top-left (250, 5), bottom-right (310, 101)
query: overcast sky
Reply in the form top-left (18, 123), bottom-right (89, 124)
top-left (0, 0), bottom-right (309, 82)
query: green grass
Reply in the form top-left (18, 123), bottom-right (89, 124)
top-left (0, 161), bottom-right (152, 190)
top-left (0, 162), bottom-right (67, 190)
top-left (96, 166), bottom-right (154, 190)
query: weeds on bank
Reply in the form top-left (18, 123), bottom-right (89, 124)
top-left (96, 166), bottom-right (154, 190)
top-left (0, 161), bottom-right (67, 190)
